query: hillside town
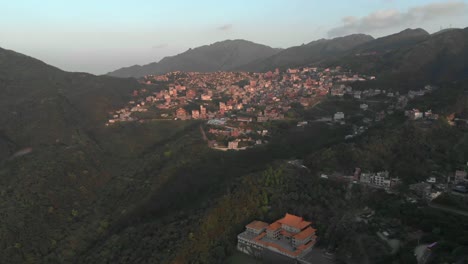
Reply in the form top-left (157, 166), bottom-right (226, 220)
top-left (106, 67), bottom-right (445, 151)
top-left (106, 67), bottom-right (377, 149)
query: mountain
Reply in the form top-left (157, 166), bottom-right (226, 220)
top-left (107, 39), bottom-right (281, 78)
top-left (0, 47), bottom-right (138, 158)
top-left (432, 28), bottom-right (460, 35)
top-left (326, 27), bottom-right (468, 86)
top-left (351, 28), bottom-right (430, 54)
top-left (0, 47), bottom-right (202, 263)
top-left (238, 34), bottom-right (374, 72)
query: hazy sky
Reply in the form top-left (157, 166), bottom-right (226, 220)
top-left (1, 0), bottom-right (467, 74)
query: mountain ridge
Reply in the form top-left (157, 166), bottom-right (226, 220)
top-left (107, 39), bottom-right (281, 78)
top-left (323, 27), bottom-right (468, 85)
top-left (238, 33), bottom-right (375, 72)
top-left (0, 46), bottom-right (139, 158)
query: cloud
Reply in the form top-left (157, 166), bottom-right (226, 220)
top-left (152, 43), bottom-right (168, 49)
top-left (217, 24), bottom-right (233, 31)
top-left (328, 1), bottom-right (467, 37)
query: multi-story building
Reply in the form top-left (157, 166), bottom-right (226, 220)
top-left (373, 172), bottom-right (391, 189)
top-left (237, 213), bottom-right (317, 260)
top-left (360, 171), bottom-right (393, 189)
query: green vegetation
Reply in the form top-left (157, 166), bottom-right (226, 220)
top-left (432, 194), bottom-right (468, 212)
top-left (2, 27), bottom-right (468, 263)
top-left (306, 82), bottom-right (468, 184)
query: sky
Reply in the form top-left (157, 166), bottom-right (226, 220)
top-left (1, 0), bottom-right (467, 74)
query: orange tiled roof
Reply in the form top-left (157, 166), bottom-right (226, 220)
top-left (254, 236), bottom-right (314, 257)
top-left (266, 222), bottom-right (281, 231)
top-left (293, 226), bottom-right (316, 240)
top-left (297, 240), bottom-right (315, 251)
top-left (246, 221), bottom-right (269, 230)
top-left (278, 213), bottom-right (311, 230)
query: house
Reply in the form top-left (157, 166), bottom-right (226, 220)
top-left (360, 171), bottom-right (392, 189)
top-left (334, 112), bottom-right (345, 121)
top-left (454, 170), bottom-right (467, 184)
top-left (228, 141), bottom-right (239, 149)
top-left (353, 91), bottom-right (362, 99)
top-left (200, 105), bottom-right (207, 119)
top-left (175, 108), bottom-right (189, 120)
top-left (426, 177), bottom-right (436, 183)
top-left (360, 173), bottom-right (372, 184)
top-left (219, 102), bottom-right (227, 111)
top-left (360, 104), bottom-right (368, 110)
top-left (201, 94), bottom-right (212, 101)
top-left (406, 109), bottom-right (423, 120)
top-left (373, 172), bottom-right (391, 189)
top-left (237, 214), bottom-right (317, 260)
top-left (237, 116), bottom-right (253, 123)
top-left (192, 110), bottom-right (200, 119)
top-left (297, 121), bottom-right (308, 127)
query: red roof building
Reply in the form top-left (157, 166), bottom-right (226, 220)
top-left (237, 213), bottom-right (317, 260)
top-left (175, 108), bottom-right (189, 120)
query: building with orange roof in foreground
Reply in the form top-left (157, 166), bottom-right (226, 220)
top-left (237, 213), bottom-right (317, 260)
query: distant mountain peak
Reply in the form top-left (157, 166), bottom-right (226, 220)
top-left (108, 40), bottom-right (280, 78)
top-left (432, 28), bottom-right (460, 35)
top-left (398, 28), bottom-right (430, 36)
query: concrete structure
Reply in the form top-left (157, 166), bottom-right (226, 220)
top-left (237, 214), bottom-right (317, 261)
top-left (228, 140), bottom-right (239, 150)
top-left (426, 177), bottom-right (436, 183)
top-left (333, 112), bottom-right (344, 121)
top-left (360, 171), bottom-right (394, 189)
top-left (454, 170), bottom-right (467, 184)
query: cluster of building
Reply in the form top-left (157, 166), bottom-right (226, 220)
top-left (407, 169), bottom-right (468, 203)
top-left (237, 213), bottom-right (317, 261)
top-left (105, 67), bottom-right (376, 150)
top-left (206, 121), bottom-right (269, 151)
top-left (330, 85), bottom-right (391, 99)
top-left (320, 169), bottom-right (401, 191)
top-left (405, 109), bottom-right (439, 121)
top-left (330, 84), bottom-right (435, 102)
top-left (409, 181), bottom-right (444, 201)
top-left (329, 84), bottom-right (438, 124)
top-left (358, 171), bottom-right (400, 190)
top-left (106, 67), bottom-right (373, 125)
top-left (327, 84), bottom-right (442, 142)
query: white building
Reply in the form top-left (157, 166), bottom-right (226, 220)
top-left (334, 112), bottom-right (345, 121)
top-left (426, 177), bottom-right (436, 183)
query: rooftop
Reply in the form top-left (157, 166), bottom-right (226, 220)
top-left (266, 222), bottom-right (282, 231)
top-left (277, 213), bottom-right (312, 230)
top-left (293, 226), bottom-right (317, 240)
top-left (246, 220), bottom-right (269, 230)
